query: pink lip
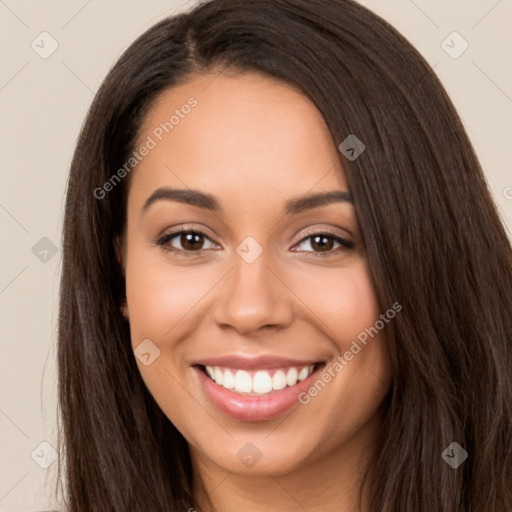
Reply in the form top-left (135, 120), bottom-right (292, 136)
top-left (193, 355), bottom-right (321, 370)
top-left (193, 363), bottom-right (324, 422)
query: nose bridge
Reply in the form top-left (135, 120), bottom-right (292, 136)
top-left (212, 242), bottom-right (293, 334)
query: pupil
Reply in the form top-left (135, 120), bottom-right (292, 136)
top-left (312, 235), bottom-right (332, 252)
top-left (182, 232), bottom-right (203, 250)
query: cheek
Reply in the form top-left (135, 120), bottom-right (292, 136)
top-left (291, 260), bottom-right (382, 347)
top-left (283, 267), bottom-right (391, 464)
top-left (289, 260), bottom-right (391, 408)
top-left (124, 245), bottom-right (214, 343)
top-left (126, 243), bottom-right (382, 351)
top-left (123, 245), bottom-right (212, 433)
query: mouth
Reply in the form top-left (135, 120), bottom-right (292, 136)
top-left (193, 360), bottom-right (326, 421)
top-left (197, 362), bottom-right (323, 396)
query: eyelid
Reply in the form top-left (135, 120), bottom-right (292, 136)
top-left (295, 226), bottom-right (350, 241)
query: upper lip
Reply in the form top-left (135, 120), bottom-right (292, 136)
top-left (192, 355), bottom-right (324, 370)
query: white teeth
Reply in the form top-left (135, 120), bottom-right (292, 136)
top-left (222, 369), bottom-right (235, 389)
top-left (234, 370), bottom-right (252, 393)
top-left (204, 364), bottom-right (317, 395)
top-left (214, 367), bottom-right (223, 385)
top-left (297, 366), bottom-right (312, 381)
top-left (272, 370), bottom-right (287, 390)
top-left (253, 371), bottom-right (273, 393)
top-left (286, 367), bottom-right (298, 386)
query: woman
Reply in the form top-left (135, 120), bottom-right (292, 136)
top-left (56, 0), bottom-right (512, 510)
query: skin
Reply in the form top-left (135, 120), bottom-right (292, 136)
top-left (117, 70), bottom-right (393, 512)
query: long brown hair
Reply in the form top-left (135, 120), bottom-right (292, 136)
top-left (57, 0), bottom-right (512, 510)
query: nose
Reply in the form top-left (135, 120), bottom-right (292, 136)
top-left (212, 252), bottom-right (294, 336)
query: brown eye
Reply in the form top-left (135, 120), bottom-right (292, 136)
top-left (179, 232), bottom-right (205, 251)
top-left (310, 235), bottom-right (335, 252)
top-left (157, 229), bottom-right (218, 254)
top-left (293, 232), bottom-right (355, 255)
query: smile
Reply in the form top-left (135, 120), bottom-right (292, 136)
top-left (193, 359), bottom-right (326, 421)
top-left (203, 364), bottom-right (317, 395)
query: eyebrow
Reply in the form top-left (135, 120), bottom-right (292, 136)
top-left (142, 187), bottom-right (353, 215)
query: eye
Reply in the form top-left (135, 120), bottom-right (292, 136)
top-left (292, 231), bottom-right (355, 255)
top-left (156, 227), bottom-right (355, 257)
top-left (157, 228), bottom-right (219, 254)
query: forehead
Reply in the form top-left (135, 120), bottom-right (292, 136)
top-left (128, 71), bottom-right (348, 208)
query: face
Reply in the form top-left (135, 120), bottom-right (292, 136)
top-left (118, 71), bottom-right (392, 478)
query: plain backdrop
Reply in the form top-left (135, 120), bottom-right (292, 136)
top-left (0, 1), bottom-right (511, 510)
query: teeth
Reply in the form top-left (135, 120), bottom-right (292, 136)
top-left (286, 367), bottom-right (298, 386)
top-left (214, 367), bottom-right (223, 386)
top-left (204, 364), bottom-right (316, 395)
top-left (297, 366), bottom-right (310, 381)
top-left (234, 370), bottom-right (252, 393)
top-left (272, 370), bottom-right (287, 390)
top-left (223, 369), bottom-right (235, 389)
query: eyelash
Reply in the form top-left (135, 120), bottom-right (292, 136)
top-left (156, 226), bottom-right (355, 257)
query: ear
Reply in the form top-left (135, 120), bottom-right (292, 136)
top-left (114, 236), bottom-right (129, 320)
top-left (120, 300), bottom-right (129, 320)
top-left (114, 235), bottom-right (125, 271)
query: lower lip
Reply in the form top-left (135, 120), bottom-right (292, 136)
top-left (194, 365), bottom-right (323, 422)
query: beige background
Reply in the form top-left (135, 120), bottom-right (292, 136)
top-left (0, 1), bottom-right (511, 510)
